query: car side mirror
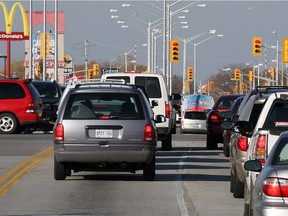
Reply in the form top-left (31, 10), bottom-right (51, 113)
top-left (151, 100), bottom-right (158, 108)
top-left (155, 115), bottom-right (166, 123)
top-left (244, 160), bottom-right (262, 172)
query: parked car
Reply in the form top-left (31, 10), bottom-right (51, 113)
top-left (0, 79), bottom-right (42, 134)
top-left (180, 110), bottom-right (207, 134)
top-left (244, 131), bottom-right (288, 216)
top-left (30, 80), bottom-right (63, 131)
top-left (54, 79), bottom-right (165, 181)
top-left (240, 91), bottom-right (288, 214)
top-left (101, 72), bottom-right (175, 151)
top-left (222, 95), bottom-right (245, 157)
top-left (206, 94), bottom-right (242, 150)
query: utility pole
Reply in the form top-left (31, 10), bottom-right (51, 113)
top-left (84, 39), bottom-right (88, 78)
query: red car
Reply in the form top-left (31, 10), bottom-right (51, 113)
top-left (0, 79), bottom-right (42, 134)
top-left (206, 94), bottom-right (242, 150)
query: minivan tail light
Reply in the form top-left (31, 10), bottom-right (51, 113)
top-left (26, 102), bottom-right (35, 113)
top-left (237, 136), bottom-right (248, 151)
top-left (262, 178), bottom-right (288, 197)
top-left (255, 134), bottom-right (267, 164)
top-left (144, 124), bottom-right (154, 141)
top-left (55, 124), bottom-right (64, 141)
top-left (165, 103), bottom-right (170, 118)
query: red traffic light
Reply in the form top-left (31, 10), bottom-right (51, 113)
top-left (172, 42), bottom-right (178, 46)
top-left (255, 40), bottom-right (261, 43)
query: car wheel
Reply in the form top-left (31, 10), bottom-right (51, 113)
top-left (143, 153), bottom-right (155, 181)
top-left (223, 143), bottom-right (230, 157)
top-left (54, 157), bottom-right (66, 180)
top-left (230, 169), bottom-right (234, 193)
top-left (233, 170), bottom-right (244, 198)
top-left (206, 134), bottom-right (217, 150)
top-left (0, 113), bottom-right (18, 134)
top-left (161, 133), bottom-right (172, 151)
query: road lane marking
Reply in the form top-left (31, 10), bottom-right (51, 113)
top-left (0, 147), bottom-right (53, 196)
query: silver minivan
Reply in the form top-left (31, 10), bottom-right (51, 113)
top-left (54, 79), bottom-right (165, 181)
top-left (180, 110), bottom-right (207, 134)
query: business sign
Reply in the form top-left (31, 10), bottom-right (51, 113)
top-left (32, 34), bottom-right (55, 60)
top-left (0, 2), bottom-right (29, 40)
top-left (101, 68), bottom-right (119, 74)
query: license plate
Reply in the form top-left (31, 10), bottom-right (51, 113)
top-left (95, 129), bottom-right (113, 138)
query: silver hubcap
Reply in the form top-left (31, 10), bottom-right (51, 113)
top-left (0, 116), bottom-right (14, 132)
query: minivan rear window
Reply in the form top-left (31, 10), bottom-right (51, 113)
top-left (64, 93), bottom-right (145, 120)
top-left (0, 83), bottom-right (25, 99)
top-left (135, 77), bottom-right (161, 98)
top-left (184, 111), bottom-right (206, 120)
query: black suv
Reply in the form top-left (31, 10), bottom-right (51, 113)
top-left (31, 80), bottom-right (62, 131)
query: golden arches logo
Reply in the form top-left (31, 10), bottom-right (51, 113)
top-left (0, 1), bottom-right (29, 36)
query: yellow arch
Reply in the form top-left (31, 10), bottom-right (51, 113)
top-left (0, 2), bottom-right (29, 36)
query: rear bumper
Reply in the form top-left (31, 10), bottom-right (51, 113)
top-left (54, 144), bottom-right (155, 164)
top-left (254, 203), bottom-right (288, 216)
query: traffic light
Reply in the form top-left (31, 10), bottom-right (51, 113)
top-left (241, 82), bottom-right (245, 91)
top-left (187, 66), bottom-right (193, 81)
top-left (170, 39), bottom-right (179, 63)
top-left (234, 69), bottom-right (240, 80)
top-left (252, 37), bottom-right (262, 56)
top-left (248, 70), bottom-right (254, 83)
top-left (204, 84), bottom-right (208, 93)
top-left (87, 69), bottom-right (93, 79)
top-left (210, 81), bottom-right (214, 91)
top-left (269, 67), bottom-right (275, 78)
top-left (93, 64), bottom-right (100, 76)
top-left (283, 38), bottom-right (288, 63)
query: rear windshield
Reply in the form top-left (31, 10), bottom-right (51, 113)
top-left (184, 111), bottom-right (206, 120)
top-left (263, 100), bottom-right (288, 133)
top-left (214, 95), bottom-right (240, 110)
top-left (63, 93), bottom-right (145, 120)
top-left (32, 82), bottom-right (60, 99)
top-left (0, 83), bottom-right (26, 99)
top-left (135, 77), bottom-right (161, 98)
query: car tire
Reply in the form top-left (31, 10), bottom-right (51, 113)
top-left (223, 143), bottom-right (230, 157)
top-left (230, 169), bottom-right (234, 193)
top-left (233, 170), bottom-right (244, 198)
top-left (143, 153), bottom-right (155, 181)
top-left (0, 113), bottom-right (18, 134)
top-left (54, 157), bottom-right (66, 180)
top-left (206, 134), bottom-right (217, 150)
top-left (161, 133), bottom-right (172, 151)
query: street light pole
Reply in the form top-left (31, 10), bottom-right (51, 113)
top-left (273, 31), bottom-right (279, 85)
top-left (192, 34), bottom-right (223, 94)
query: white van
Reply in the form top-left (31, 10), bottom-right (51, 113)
top-left (101, 72), bottom-right (174, 151)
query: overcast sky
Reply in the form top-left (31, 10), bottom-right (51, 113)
top-left (1, 0), bottom-right (288, 82)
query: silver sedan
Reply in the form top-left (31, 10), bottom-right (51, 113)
top-left (244, 131), bottom-right (288, 216)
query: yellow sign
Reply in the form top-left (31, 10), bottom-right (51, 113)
top-left (0, 2), bottom-right (29, 36)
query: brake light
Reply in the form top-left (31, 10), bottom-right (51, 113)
top-left (144, 124), bottom-right (154, 141)
top-left (237, 136), bottom-right (248, 151)
top-left (165, 103), bottom-right (170, 118)
top-left (54, 124), bottom-right (64, 141)
top-left (26, 102), bottom-right (35, 113)
top-left (210, 114), bottom-right (219, 120)
top-left (100, 115), bottom-right (110, 119)
top-left (262, 178), bottom-right (288, 197)
top-left (255, 134), bottom-right (267, 164)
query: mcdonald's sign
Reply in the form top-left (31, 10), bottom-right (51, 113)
top-left (0, 2), bottom-right (29, 41)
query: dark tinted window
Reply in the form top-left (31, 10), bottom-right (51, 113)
top-left (214, 95), bottom-right (240, 109)
top-left (26, 83), bottom-right (40, 100)
top-left (263, 100), bottom-right (288, 132)
top-left (135, 77), bottom-right (161, 98)
top-left (0, 83), bottom-right (25, 99)
top-left (32, 82), bottom-right (60, 99)
top-left (249, 104), bottom-right (264, 129)
top-left (184, 111), bottom-right (206, 120)
top-left (64, 93), bottom-right (145, 120)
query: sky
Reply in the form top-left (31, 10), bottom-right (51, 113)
top-left (1, 0), bottom-right (288, 82)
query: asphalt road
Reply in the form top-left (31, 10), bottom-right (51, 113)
top-left (0, 132), bottom-right (244, 216)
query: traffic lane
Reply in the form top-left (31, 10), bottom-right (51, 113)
top-left (0, 134), bottom-right (243, 216)
top-left (0, 134), bottom-right (53, 180)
